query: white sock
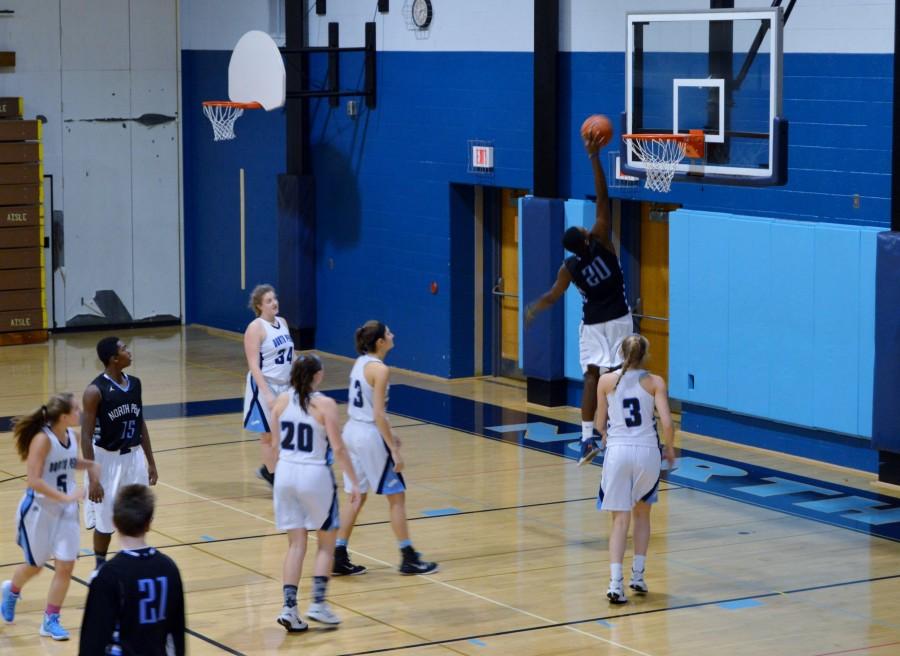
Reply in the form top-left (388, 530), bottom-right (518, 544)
top-left (633, 555), bottom-right (646, 573)
top-left (610, 563), bottom-right (623, 581)
top-left (581, 422), bottom-right (594, 440)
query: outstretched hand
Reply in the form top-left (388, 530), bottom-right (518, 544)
top-left (524, 304), bottom-right (538, 327)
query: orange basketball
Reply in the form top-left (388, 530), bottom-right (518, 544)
top-left (580, 114), bottom-right (613, 147)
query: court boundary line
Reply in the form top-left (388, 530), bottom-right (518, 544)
top-left (336, 572), bottom-right (900, 656)
top-left (157, 480), bottom-right (657, 656)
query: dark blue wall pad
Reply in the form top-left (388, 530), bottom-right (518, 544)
top-left (521, 197), bottom-right (565, 380)
top-left (681, 403), bottom-right (878, 472)
top-left (277, 175), bottom-right (317, 331)
top-left (873, 231), bottom-right (900, 453)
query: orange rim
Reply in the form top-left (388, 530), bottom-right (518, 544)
top-left (622, 129), bottom-right (705, 158)
top-left (202, 100), bottom-right (263, 109)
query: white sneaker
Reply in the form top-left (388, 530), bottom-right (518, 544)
top-left (276, 607), bottom-right (308, 633)
top-left (629, 569), bottom-right (648, 594)
top-left (607, 578), bottom-right (628, 604)
top-left (306, 601), bottom-right (341, 625)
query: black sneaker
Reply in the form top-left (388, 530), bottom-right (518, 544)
top-left (256, 465), bottom-right (275, 488)
top-left (399, 546), bottom-right (439, 575)
top-left (332, 547), bottom-right (367, 576)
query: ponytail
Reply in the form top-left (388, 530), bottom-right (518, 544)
top-left (13, 393), bottom-right (76, 460)
top-left (290, 354), bottom-right (323, 412)
top-left (355, 320), bottom-right (386, 355)
top-left (613, 334), bottom-right (649, 391)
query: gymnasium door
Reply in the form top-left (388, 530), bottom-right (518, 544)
top-left (638, 203), bottom-right (669, 381)
top-left (493, 188), bottom-right (526, 379)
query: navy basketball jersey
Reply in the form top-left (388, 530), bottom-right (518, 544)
top-left (564, 239), bottom-right (629, 324)
top-left (91, 373), bottom-right (143, 451)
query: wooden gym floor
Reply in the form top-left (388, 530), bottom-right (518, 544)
top-left (1, 325), bottom-right (899, 655)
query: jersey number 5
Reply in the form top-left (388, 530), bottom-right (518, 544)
top-left (623, 398), bottom-right (642, 427)
top-left (281, 421), bottom-right (314, 452)
top-left (138, 576), bottom-right (168, 624)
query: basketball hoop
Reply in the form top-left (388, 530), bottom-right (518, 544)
top-left (622, 130), bottom-right (705, 193)
top-left (202, 101), bottom-right (261, 141)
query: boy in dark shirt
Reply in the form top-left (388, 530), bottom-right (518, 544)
top-left (79, 484), bottom-right (185, 656)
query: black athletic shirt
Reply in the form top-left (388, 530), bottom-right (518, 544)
top-left (564, 238), bottom-right (630, 325)
top-left (91, 373), bottom-right (144, 452)
top-left (79, 547), bottom-right (186, 656)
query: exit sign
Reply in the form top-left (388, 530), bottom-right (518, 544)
top-left (472, 145), bottom-right (493, 171)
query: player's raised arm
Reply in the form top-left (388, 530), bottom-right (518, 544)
top-left (587, 138), bottom-right (614, 251)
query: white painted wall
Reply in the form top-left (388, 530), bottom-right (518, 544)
top-left (0, 0), bottom-right (181, 327)
top-left (180, 1), bottom-right (894, 54)
top-left (562, 0), bottom-right (894, 54)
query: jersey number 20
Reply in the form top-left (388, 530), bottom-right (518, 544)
top-left (582, 256), bottom-right (612, 287)
top-left (281, 421), bottom-right (314, 452)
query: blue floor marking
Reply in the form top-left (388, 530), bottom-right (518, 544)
top-left (5, 385), bottom-right (897, 540)
top-left (717, 599), bottom-right (764, 610)
top-left (468, 639), bottom-right (487, 646)
top-left (421, 507), bottom-right (461, 517)
top-left (201, 535), bottom-right (216, 542)
top-left (596, 619), bottom-right (613, 628)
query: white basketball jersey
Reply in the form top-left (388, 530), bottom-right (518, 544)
top-left (36, 426), bottom-right (78, 510)
top-left (257, 317), bottom-right (294, 385)
top-left (277, 392), bottom-right (330, 465)
top-left (606, 370), bottom-right (659, 446)
top-left (347, 355), bottom-right (387, 422)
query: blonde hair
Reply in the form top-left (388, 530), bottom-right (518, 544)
top-left (248, 284), bottom-right (275, 316)
top-left (614, 334), bottom-right (649, 390)
top-left (13, 393), bottom-right (76, 460)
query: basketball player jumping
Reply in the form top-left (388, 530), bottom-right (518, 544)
top-left (525, 133), bottom-right (633, 465)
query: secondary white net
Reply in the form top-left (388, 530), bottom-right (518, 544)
top-left (203, 104), bottom-right (245, 141)
top-left (626, 137), bottom-right (688, 193)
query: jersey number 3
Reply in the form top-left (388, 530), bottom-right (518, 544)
top-left (352, 379), bottom-right (364, 408)
top-left (623, 398), bottom-right (642, 427)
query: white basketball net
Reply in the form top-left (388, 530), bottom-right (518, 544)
top-left (627, 137), bottom-right (689, 193)
top-left (203, 104), bottom-right (245, 141)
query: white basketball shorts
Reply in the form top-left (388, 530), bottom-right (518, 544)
top-left (579, 313), bottom-right (633, 373)
top-left (341, 419), bottom-right (406, 496)
top-left (16, 491), bottom-right (80, 566)
top-left (83, 446), bottom-right (149, 534)
top-left (243, 373), bottom-right (291, 433)
top-left (597, 443), bottom-right (661, 512)
top-left (273, 461), bottom-right (339, 531)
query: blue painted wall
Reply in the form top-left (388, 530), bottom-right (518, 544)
top-left (560, 53), bottom-right (892, 228)
top-left (183, 51), bottom-right (287, 332)
top-left (307, 52), bottom-right (533, 375)
top-left (183, 49), bottom-right (890, 378)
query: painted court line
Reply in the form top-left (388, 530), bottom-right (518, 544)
top-left (158, 481), bottom-right (656, 656)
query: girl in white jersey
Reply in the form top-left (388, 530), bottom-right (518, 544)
top-left (243, 284), bottom-right (294, 487)
top-left (270, 354), bottom-right (361, 633)
top-left (2, 393), bottom-right (99, 641)
top-left (332, 320), bottom-right (439, 576)
top-left (595, 335), bottom-right (675, 604)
